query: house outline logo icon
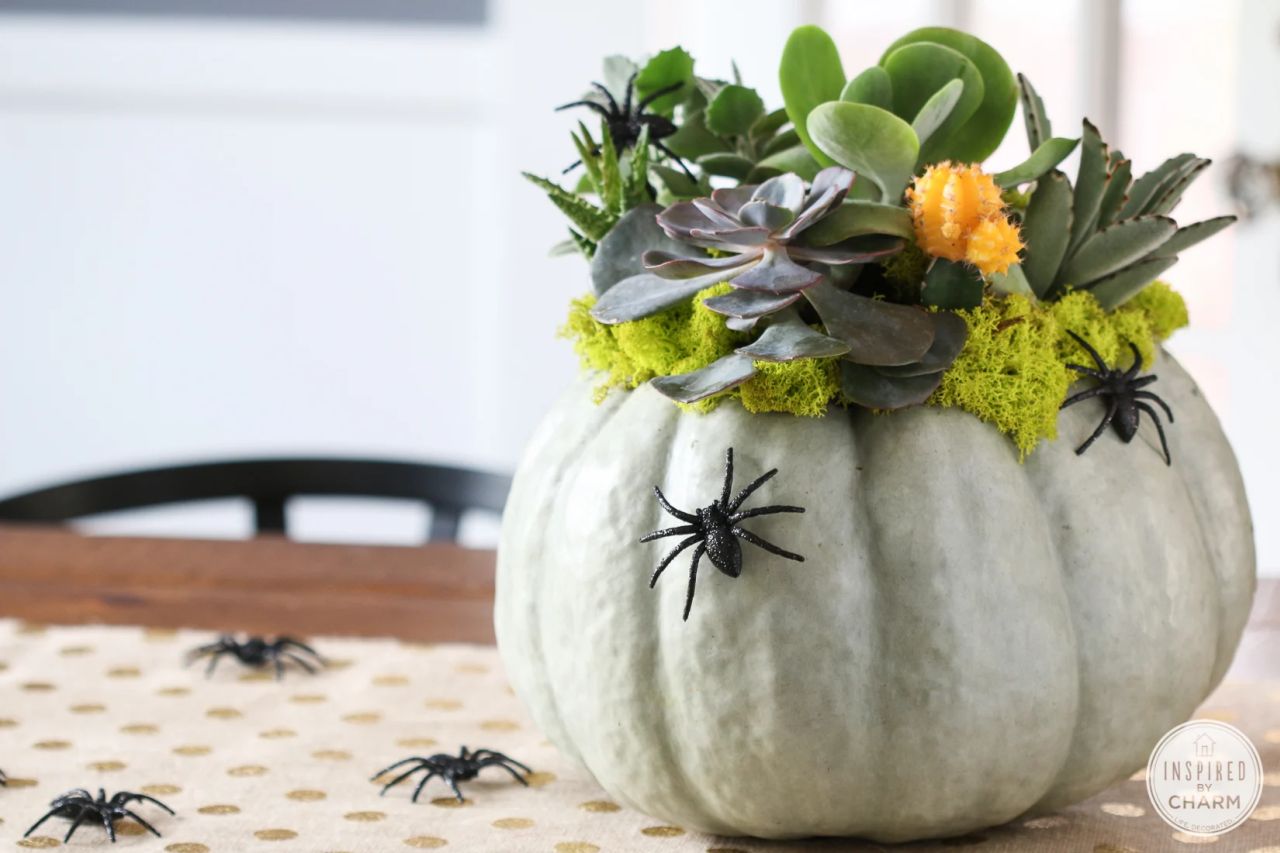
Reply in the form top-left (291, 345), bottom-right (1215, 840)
top-left (1193, 732), bottom-right (1216, 758)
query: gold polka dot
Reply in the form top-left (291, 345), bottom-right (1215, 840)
top-left (430, 797), bottom-right (472, 808)
top-left (107, 666), bottom-right (141, 678)
top-left (1129, 768), bottom-right (1148, 782)
top-left (34, 740), bottom-right (71, 750)
top-left (254, 829), bottom-right (297, 841)
top-left (0, 718), bottom-right (16, 728)
top-left (1265, 771), bottom-right (1280, 786)
top-left (173, 744), bottom-right (212, 756)
top-left (70, 704), bottom-right (106, 715)
top-left (455, 662), bottom-right (488, 674)
top-left (1198, 708), bottom-right (1237, 723)
top-left (397, 737), bottom-right (438, 748)
top-left (22, 682), bottom-right (55, 692)
top-left (404, 838), bottom-right (448, 849)
top-left (1172, 832), bottom-right (1219, 844)
top-left (157, 687), bottom-right (190, 697)
top-left (238, 671), bottom-right (273, 683)
top-left (228, 764), bottom-right (269, 777)
top-left (1263, 729), bottom-right (1280, 744)
top-left (641, 826), bottom-right (685, 837)
top-left (143, 784), bottom-right (182, 796)
top-left (198, 804), bottom-right (240, 815)
top-left (326, 658), bottom-right (354, 670)
top-left (291, 694), bottom-right (326, 704)
top-left (165, 845), bottom-right (209, 853)
top-left (121, 723), bottom-right (159, 735)
top-left (1252, 805), bottom-right (1280, 821)
top-left (17, 622), bottom-right (47, 635)
top-left (115, 822), bottom-right (146, 837)
top-left (143, 627), bottom-right (178, 641)
top-left (525, 771), bottom-right (556, 787)
top-left (480, 719), bottom-right (519, 731)
top-left (17, 838), bottom-right (59, 849)
top-left (260, 728), bottom-right (297, 739)
top-left (425, 699), bottom-right (462, 711)
top-left (1023, 815), bottom-right (1069, 829)
top-left (59, 645), bottom-right (94, 657)
top-left (1100, 802), bottom-right (1145, 818)
top-left (5, 777), bottom-right (38, 788)
top-left (344, 811), bottom-right (386, 822)
top-left (313, 749), bottom-right (352, 761)
top-left (374, 675), bottom-right (409, 686)
top-left (554, 844), bottom-right (599, 853)
top-left (287, 789), bottom-right (327, 801)
top-left (207, 707), bottom-right (242, 720)
top-left (579, 800), bottom-right (621, 813)
top-left (1093, 846), bottom-right (1139, 853)
top-left (88, 760), bottom-right (126, 772)
top-left (342, 712), bottom-right (381, 725)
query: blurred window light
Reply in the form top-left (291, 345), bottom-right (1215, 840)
top-left (0, 0), bottom-right (488, 25)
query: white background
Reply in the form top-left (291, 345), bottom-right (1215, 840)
top-left (0, 0), bottom-right (1276, 569)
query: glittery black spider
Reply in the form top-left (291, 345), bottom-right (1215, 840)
top-left (1060, 330), bottom-right (1175, 465)
top-left (642, 448), bottom-right (805, 621)
top-left (185, 634), bottom-right (326, 680)
top-left (373, 746), bottom-right (532, 803)
top-left (556, 72), bottom-right (695, 180)
top-left (24, 788), bottom-right (174, 844)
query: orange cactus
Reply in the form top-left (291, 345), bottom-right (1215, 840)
top-left (906, 162), bottom-right (1024, 276)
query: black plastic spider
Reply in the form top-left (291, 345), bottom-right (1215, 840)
top-left (372, 746), bottom-right (532, 803)
top-left (642, 448), bottom-right (806, 621)
top-left (185, 634), bottom-right (326, 680)
top-left (24, 788), bottom-right (174, 844)
top-left (556, 72), bottom-right (695, 179)
top-left (1060, 330), bottom-right (1175, 465)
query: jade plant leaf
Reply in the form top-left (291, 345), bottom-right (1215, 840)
top-left (734, 313), bottom-right (850, 362)
top-left (752, 145), bottom-right (821, 182)
top-left (591, 204), bottom-right (697, 295)
top-left (802, 281), bottom-right (934, 366)
top-left (1020, 170), bottom-right (1073, 298)
top-left (634, 47), bottom-right (694, 114)
top-left (651, 353), bottom-right (757, 403)
top-left (801, 201), bottom-right (915, 246)
top-left (1087, 255), bottom-right (1179, 310)
top-left (880, 27), bottom-right (1017, 163)
top-left (697, 152), bottom-right (755, 180)
top-left (993, 136), bottom-right (1080, 188)
top-left (1017, 73), bottom-right (1051, 151)
top-left (807, 102), bottom-right (919, 202)
top-left (879, 42), bottom-right (983, 162)
top-left (664, 107), bottom-right (730, 161)
top-left (1058, 216), bottom-right (1177, 287)
top-left (779, 25), bottom-right (846, 168)
top-left (839, 362), bottom-right (943, 410)
top-left (841, 66), bottom-right (893, 109)
top-left (922, 258), bottom-right (985, 309)
top-left (876, 311), bottom-right (968, 377)
top-left (911, 78), bottom-right (965, 147)
top-left (1148, 216), bottom-right (1237, 259)
top-left (706, 84), bottom-right (766, 137)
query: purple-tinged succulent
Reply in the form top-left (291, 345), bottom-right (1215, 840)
top-left (591, 167), bottom-right (900, 324)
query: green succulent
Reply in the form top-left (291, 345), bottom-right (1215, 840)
top-left (1015, 75), bottom-right (1237, 309)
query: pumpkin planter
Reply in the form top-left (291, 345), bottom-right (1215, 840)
top-left (500, 23), bottom-right (1254, 843)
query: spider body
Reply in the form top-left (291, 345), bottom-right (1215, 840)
top-left (642, 448), bottom-right (806, 621)
top-left (185, 634), bottom-right (325, 680)
top-left (556, 73), bottom-right (695, 179)
top-left (24, 788), bottom-right (174, 844)
top-left (1060, 330), bottom-right (1175, 465)
top-left (373, 746), bottom-right (531, 803)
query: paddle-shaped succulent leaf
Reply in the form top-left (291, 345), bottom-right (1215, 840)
top-left (807, 103), bottom-right (919, 202)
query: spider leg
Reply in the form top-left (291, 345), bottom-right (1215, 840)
top-left (1123, 341), bottom-right (1144, 378)
top-left (273, 655), bottom-right (284, 681)
top-left (63, 812), bottom-right (90, 843)
top-left (379, 764), bottom-right (427, 796)
top-left (281, 651), bottom-right (319, 675)
top-left (123, 794), bottom-right (175, 815)
top-left (591, 81), bottom-right (620, 114)
top-left (102, 808), bottom-right (117, 843)
top-left (636, 80), bottom-right (685, 111)
top-left (410, 770), bottom-right (440, 803)
top-left (622, 72), bottom-right (635, 116)
top-left (650, 534), bottom-right (701, 588)
top-left (718, 448), bottom-right (735, 506)
top-left (471, 750), bottom-right (531, 774)
top-left (560, 158), bottom-right (583, 175)
top-left (652, 140), bottom-right (698, 182)
top-left (728, 504), bottom-right (804, 523)
top-left (1133, 390), bottom-right (1174, 422)
top-left (1074, 399), bottom-right (1118, 456)
top-left (183, 644), bottom-right (220, 665)
top-left (1060, 384), bottom-right (1108, 409)
top-left (122, 808), bottom-right (163, 838)
top-left (1065, 330), bottom-right (1109, 372)
top-left (24, 808), bottom-right (60, 837)
top-left (652, 486), bottom-right (697, 522)
top-left (639, 524), bottom-right (697, 542)
top-left (682, 544), bottom-right (706, 621)
top-left (554, 99), bottom-right (611, 118)
top-left (1135, 401), bottom-right (1173, 466)
top-left (372, 756), bottom-right (429, 780)
top-left (1131, 374), bottom-right (1158, 389)
top-left (205, 650), bottom-right (224, 678)
top-left (733, 527), bottom-right (805, 562)
top-left (727, 468), bottom-right (778, 513)
top-left (478, 758), bottom-right (530, 786)
top-left (446, 775), bottom-right (466, 802)
top-left (279, 638), bottom-right (326, 663)
top-left (1065, 363), bottom-right (1107, 380)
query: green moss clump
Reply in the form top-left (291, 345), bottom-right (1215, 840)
top-left (739, 358), bottom-right (840, 417)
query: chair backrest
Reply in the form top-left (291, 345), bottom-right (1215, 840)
top-left (0, 458), bottom-right (511, 542)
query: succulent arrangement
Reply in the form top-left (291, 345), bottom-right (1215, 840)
top-left (527, 25), bottom-right (1233, 455)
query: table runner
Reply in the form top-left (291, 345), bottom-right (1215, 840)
top-left (1, 619), bottom-right (1277, 852)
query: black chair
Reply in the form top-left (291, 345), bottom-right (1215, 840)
top-left (0, 458), bottom-right (511, 543)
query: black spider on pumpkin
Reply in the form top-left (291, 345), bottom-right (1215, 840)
top-left (556, 72), bottom-right (695, 180)
top-left (372, 746), bottom-right (532, 803)
top-left (185, 634), bottom-right (326, 680)
top-left (1060, 330), bottom-right (1175, 465)
top-left (642, 448), bottom-right (805, 621)
top-left (24, 788), bottom-right (174, 844)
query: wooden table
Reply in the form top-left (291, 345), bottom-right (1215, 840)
top-left (0, 524), bottom-right (497, 643)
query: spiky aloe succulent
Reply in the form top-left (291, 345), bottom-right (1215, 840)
top-left (1016, 75), bottom-right (1236, 309)
top-left (588, 168), bottom-right (966, 409)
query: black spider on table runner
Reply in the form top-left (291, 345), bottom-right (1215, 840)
top-left (185, 634), bottom-right (326, 680)
top-left (555, 71), bottom-right (695, 179)
top-left (642, 448), bottom-right (806, 621)
top-left (1059, 330), bottom-right (1175, 465)
top-left (373, 746), bottom-right (532, 803)
top-left (24, 788), bottom-right (174, 844)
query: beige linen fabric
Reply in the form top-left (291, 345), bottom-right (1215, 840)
top-left (1, 619), bottom-right (1277, 852)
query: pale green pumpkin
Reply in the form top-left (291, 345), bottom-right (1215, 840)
top-left (495, 349), bottom-right (1254, 842)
